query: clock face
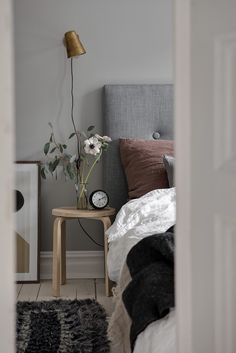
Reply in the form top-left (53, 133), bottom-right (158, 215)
top-left (90, 190), bottom-right (109, 209)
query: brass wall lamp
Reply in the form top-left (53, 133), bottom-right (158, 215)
top-left (63, 30), bottom-right (86, 155)
top-left (64, 31), bottom-right (86, 58)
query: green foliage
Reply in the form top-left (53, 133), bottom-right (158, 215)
top-left (41, 122), bottom-right (111, 192)
top-left (69, 132), bottom-right (76, 139)
top-left (66, 163), bottom-right (75, 180)
top-left (44, 142), bottom-right (50, 155)
top-left (101, 142), bottom-right (109, 151)
top-left (41, 167), bottom-right (46, 179)
top-left (59, 144), bottom-right (63, 153)
top-left (52, 157), bottom-right (60, 172)
top-left (50, 147), bottom-right (57, 153)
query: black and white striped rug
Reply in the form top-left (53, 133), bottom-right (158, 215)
top-left (16, 299), bottom-right (110, 353)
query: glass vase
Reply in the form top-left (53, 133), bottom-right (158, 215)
top-left (77, 183), bottom-right (88, 210)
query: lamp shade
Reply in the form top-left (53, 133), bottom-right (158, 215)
top-left (64, 31), bottom-right (86, 58)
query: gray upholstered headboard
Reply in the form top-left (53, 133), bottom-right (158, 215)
top-left (103, 84), bottom-right (174, 210)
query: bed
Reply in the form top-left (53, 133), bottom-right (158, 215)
top-left (103, 84), bottom-right (176, 353)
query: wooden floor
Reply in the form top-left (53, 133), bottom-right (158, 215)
top-left (16, 279), bottom-right (115, 317)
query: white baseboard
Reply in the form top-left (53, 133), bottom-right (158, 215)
top-left (40, 251), bottom-right (104, 280)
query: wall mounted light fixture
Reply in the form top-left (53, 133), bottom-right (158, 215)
top-left (64, 31), bottom-right (86, 58)
top-left (64, 30), bottom-right (86, 157)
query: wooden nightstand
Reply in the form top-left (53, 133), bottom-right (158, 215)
top-left (51, 207), bottom-right (116, 297)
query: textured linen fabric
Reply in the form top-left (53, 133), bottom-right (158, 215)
top-left (107, 187), bottom-right (176, 282)
top-left (103, 84), bottom-right (174, 210)
top-left (120, 138), bottom-right (174, 199)
top-left (163, 155), bottom-right (175, 187)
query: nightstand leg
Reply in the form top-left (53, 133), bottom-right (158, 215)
top-left (60, 221), bottom-right (66, 285)
top-left (52, 217), bottom-right (63, 297)
top-left (101, 217), bottom-right (113, 297)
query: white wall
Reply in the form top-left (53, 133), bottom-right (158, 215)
top-left (14, 0), bottom-right (173, 251)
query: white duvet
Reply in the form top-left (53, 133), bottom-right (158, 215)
top-left (134, 309), bottom-right (176, 353)
top-left (107, 188), bottom-right (176, 353)
top-left (107, 187), bottom-right (176, 282)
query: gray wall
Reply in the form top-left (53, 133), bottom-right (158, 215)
top-left (14, 0), bottom-right (173, 251)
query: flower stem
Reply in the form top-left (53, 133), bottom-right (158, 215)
top-left (51, 130), bottom-right (61, 152)
top-left (78, 151), bottom-right (102, 200)
top-left (80, 158), bottom-right (85, 183)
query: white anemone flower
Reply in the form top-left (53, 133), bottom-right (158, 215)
top-left (102, 135), bottom-right (112, 142)
top-left (95, 134), bottom-right (103, 140)
top-left (95, 134), bottom-right (112, 143)
top-left (84, 137), bottom-right (102, 156)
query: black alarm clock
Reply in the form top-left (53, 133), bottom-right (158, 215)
top-left (89, 190), bottom-right (109, 209)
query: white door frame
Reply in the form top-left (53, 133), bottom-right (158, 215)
top-left (175, 0), bottom-right (193, 352)
top-left (175, 0), bottom-right (236, 352)
top-left (0, 0), bottom-right (15, 351)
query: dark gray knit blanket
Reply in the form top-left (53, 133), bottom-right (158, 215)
top-left (122, 227), bottom-right (175, 351)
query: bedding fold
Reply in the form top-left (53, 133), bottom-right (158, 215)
top-left (124, 229), bottom-right (175, 351)
top-left (109, 227), bottom-right (175, 353)
top-left (107, 187), bottom-right (176, 282)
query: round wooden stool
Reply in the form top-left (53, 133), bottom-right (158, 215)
top-left (51, 207), bottom-right (116, 297)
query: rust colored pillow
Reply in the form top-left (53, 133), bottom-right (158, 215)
top-left (120, 138), bottom-right (174, 199)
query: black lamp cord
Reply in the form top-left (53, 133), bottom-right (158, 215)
top-left (70, 58), bottom-right (104, 248)
top-left (77, 219), bottom-right (104, 248)
top-left (70, 58), bottom-right (80, 155)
